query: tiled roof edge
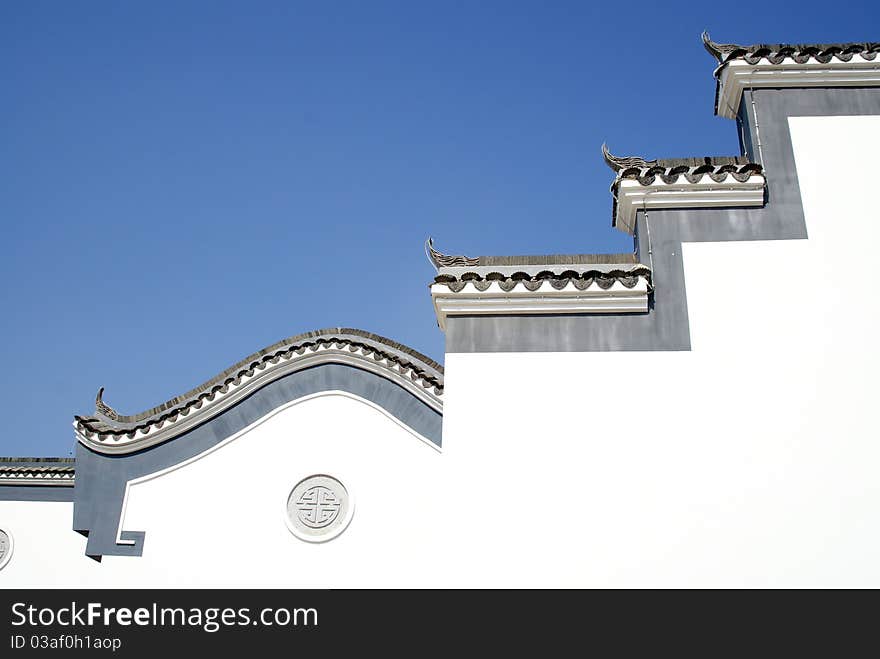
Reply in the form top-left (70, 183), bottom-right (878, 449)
top-left (0, 466), bottom-right (75, 474)
top-left (0, 458), bottom-right (75, 486)
top-left (701, 31), bottom-right (880, 69)
top-left (603, 144), bottom-right (760, 181)
top-left (76, 328), bottom-right (443, 435)
top-left (434, 266), bottom-right (652, 293)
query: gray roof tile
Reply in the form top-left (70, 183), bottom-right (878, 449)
top-left (701, 32), bottom-right (880, 66)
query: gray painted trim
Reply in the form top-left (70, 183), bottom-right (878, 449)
top-left (0, 486), bottom-right (74, 502)
top-left (72, 363), bottom-right (442, 559)
top-left (445, 87), bottom-right (880, 353)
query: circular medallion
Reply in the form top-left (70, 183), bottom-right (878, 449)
top-left (286, 475), bottom-right (353, 543)
top-left (0, 529), bottom-right (13, 571)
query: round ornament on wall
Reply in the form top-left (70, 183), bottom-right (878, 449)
top-left (0, 529), bottom-right (13, 571)
top-left (285, 475), bottom-right (354, 543)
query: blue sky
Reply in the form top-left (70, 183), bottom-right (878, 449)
top-left (2, 2), bottom-right (878, 457)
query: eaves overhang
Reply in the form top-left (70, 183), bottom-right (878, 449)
top-left (602, 145), bottom-right (765, 235)
top-left (427, 240), bottom-right (651, 329)
top-left (0, 458), bottom-right (75, 487)
top-left (702, 32), bottom-right (880, 118)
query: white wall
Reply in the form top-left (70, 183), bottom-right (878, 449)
top-left (1, 115), bottom-right (877, 587)
top-left (0, 393), bottom-right (444, 588)
top-left (440, 115), bottom-right (880, 587)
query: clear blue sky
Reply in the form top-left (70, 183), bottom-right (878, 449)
top-left (2, 2), bottom-right (877, 457)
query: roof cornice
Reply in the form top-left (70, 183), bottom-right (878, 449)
top-left (0, 459), bottom-right (75, 487)
top-left (74, 329), bottom-right (444, 455)
top-left (603, 145), bottom-right (765, 235)
top-left (702, 33), bottom-right (880, 118)
top-left (430, 265), bottom-right (651, 329)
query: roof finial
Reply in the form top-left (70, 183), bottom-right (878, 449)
top-left (425, 237), bottom-right (480, 270)
top-left (94, 387), bottom-right (119, 421)
top-left (602, 143), bottom-right (656, 173)
top-left (701, 31), bottom-right (740, 63)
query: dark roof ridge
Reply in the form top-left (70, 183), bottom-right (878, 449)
top-left (427, 238), bottom-right (637, 270)
top-left (603, 144), bottom-right (756, 174)
top-left (473, 253), bottom-right (637, 266)
top-left (0, 457), bottom-right (74, 464)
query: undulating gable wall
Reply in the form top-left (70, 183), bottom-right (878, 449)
top-left (0, 109), bottom-right (878, 589)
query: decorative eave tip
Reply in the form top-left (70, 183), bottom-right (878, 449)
top-left (601, 143), bottom-right (657, 174)
top-left (94, 387), bottom-right (119, 421)
top-left (701, 31), bottom-right (739, 64)
top-left (425, 237), bottom-right (480, 270)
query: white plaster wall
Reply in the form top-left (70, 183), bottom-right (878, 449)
top-left (114, 393), bottom-right (444, 587)
top-left (439, 114), bottom-right (880, 587)
top-left (0, 501), bottom-right (106, 586)
top-left (0, 115), bottom-right (877, 588)
top-left (0, 394), bottom-right (444, 588)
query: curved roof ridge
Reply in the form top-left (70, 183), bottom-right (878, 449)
top-left (78, 328), bottom-right (443, 431)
